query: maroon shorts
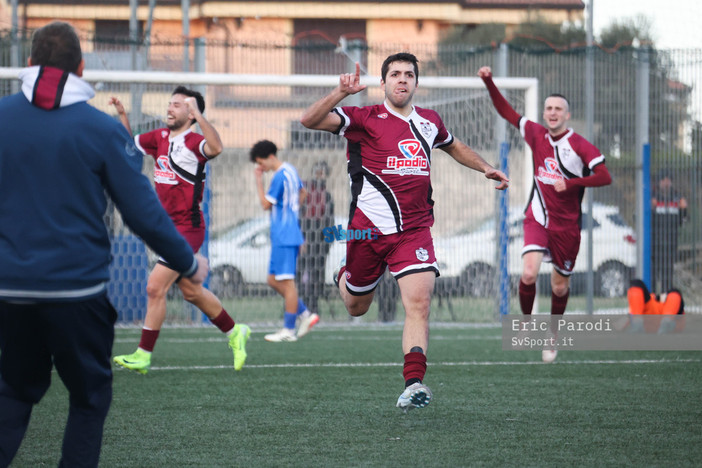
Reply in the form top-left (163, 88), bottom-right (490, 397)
top-left (344, 227), bottom-right (439, 296)
top-left (522, 216), bottom-right (580, 276)
top-left (158, 224), bottom-right (205, 270)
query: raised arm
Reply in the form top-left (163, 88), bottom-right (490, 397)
top-left (442, 140), bottom-right (509, 190)
top-left (300, 62), bottom-right (367, 132)
top-left (184, 97), bottom-right (223, 158)
top-left (478, 66), bottom-right (522, 128)
top-left (254, 165), bottom-right (273, 211)
top-left (102, 124), bottom-right (207, 283)
top-left (108, 96), bottom-right (133, 137)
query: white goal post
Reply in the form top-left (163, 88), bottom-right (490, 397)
top-left (1, 67), bottom-right (537, 92)
top-left (0, 67), bottom-right (538, 323)
top-left (0, 67), bottom-right (539, 200)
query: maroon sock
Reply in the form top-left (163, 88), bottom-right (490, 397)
top-left (519, 280), bottom-right (536, 314)
top-left (403, 352), bottom-right (427, 385)
top-left (138, 328), bottom-right (160, 353)
top-left (551, 289), bottom-right (570, 315)
top-left (211, 309), bottom-right (235, 334)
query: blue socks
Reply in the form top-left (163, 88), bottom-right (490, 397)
top-left (283, 312), bottom-right (297, 329)
top-left (296, 298), bottom-right (308, 316)
top-left (283, 299), bottom-right (309, 330)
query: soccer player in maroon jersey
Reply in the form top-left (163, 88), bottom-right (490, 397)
top-left (478, 66), bottom-right (612, 362)
top-left (301, 53), bottom-right (509, 411)
top-left (109, 89), bottom-right (250, 374)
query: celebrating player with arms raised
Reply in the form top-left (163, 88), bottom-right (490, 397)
top-left (479, 66), bottom-right (612, 362)
top-left (301, 53), bottom-right (509, 411)
top-left (110, 88), bottom-right (250, 374)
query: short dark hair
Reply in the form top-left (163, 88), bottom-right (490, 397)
top-left (381, 52), bottom-right (419, 84)
top-left (172, 86), bottom-right (205, 125)
top-left (547, 93), bottom-right (570, 108)
top-left (30, 21), bottom-right (82, 73)
top-left (250, 140), bottom-right (277, 163)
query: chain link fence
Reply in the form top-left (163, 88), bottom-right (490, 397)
top-left (1, 35), bottom-right (700, 324)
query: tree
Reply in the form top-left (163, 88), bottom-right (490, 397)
top-left (509, 16), bottom-right (585, 51)
top-left (439, 23), bottom-right (506, 48)
top-left (435, 16), bottom-right (690, 159)
top-left (598, 15), bottom-right (654, 49)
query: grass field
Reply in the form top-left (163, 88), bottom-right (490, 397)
top-left (11, 320), bottom-right (702, 467)
top-left (127, 293), bottom-right (632, 326)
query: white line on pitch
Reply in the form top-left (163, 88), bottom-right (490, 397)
top-left (114, 334), bottom-right (503, 344)
top-left (113, 358), bottom-right (701, 373)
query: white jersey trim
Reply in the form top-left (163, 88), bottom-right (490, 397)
top-left (588, 154), bottom-right (605, 169)
top-left (358, 165), bottom-right (403, 235)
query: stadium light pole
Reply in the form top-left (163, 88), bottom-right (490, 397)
top-left (129, 0), bottom-right (143, 128)
top-left (144, 0), bottom-right (157, 67)
top-left (338, 36), bottom-right (364, 107)
top-left (585, 0), bottom-right (595, 313)
top-left (10, 0), bottom-right (18, 94)
top-left (182, 0), bottom-right (190, 72)
top-left (495, 43), bottom-right (510, 317)
top-left (636, 47), bottom-right (651, 288)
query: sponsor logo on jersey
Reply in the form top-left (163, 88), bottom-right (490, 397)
top-left (536, 157), bottom-right (563, 185)
top-left (154, 155), bottom-right (177, 184)
top-left (377, 113), bottom-right (388, 119)
top-left (383, 139), bottom-right (429, 176)
top-left (416, 247), bottom-right (429, 262)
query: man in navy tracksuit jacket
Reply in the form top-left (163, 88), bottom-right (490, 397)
top-left (0, 22), bottom-right (207, 467)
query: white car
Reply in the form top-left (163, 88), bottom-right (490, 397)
top-left (433, 203), bottom-right (637, 298)
top-left (207, 216), bottom-right (347, 298)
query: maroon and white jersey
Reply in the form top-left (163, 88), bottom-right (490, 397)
top-left (135, 128), bottom-right (209, 228)
top-left (520, 119), bottom-right (605, 230)
top-left (333, 102), bottom-right (454, 234)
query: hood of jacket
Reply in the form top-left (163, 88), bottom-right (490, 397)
top-left (19, 65), bottom-right (95, 110)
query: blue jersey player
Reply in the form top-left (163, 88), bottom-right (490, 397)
top-left (251, 140), bottom-right (319, 341)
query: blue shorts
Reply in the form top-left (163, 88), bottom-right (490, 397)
top-left (269, 245), bottom-right (300, 280)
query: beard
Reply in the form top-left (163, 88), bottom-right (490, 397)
top-left (167, 116), bottom-right (189, 130)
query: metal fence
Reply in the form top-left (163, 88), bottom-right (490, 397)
top-left (1, 36), bottom-right (700, 323)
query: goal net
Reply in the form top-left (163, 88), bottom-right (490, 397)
top-left (0, 68), bottom-right (537, 324)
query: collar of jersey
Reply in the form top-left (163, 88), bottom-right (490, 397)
top-left (382, 100), bottom-right (416, 121)
top-left (547, 128), bottom-right (574, 144)
top-left (168, 128), bottom-right (192, 142)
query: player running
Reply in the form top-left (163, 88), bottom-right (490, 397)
top-left (301, 53), bottom-right (509, 411)
top-left (110, 88), bottom-right (250, 374)
top-left (478, 66), bottom-right (612, 363)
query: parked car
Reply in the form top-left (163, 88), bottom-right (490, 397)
top-left (207, 216), bottom-right (347, 298)
top-left (433, 203), bottom-right (636, 298)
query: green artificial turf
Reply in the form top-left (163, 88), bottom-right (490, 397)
top-left (11, 325), bottom-right (702, 467)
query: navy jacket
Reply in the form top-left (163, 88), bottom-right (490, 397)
top-left (0, 66), bottom-right (197, 302)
